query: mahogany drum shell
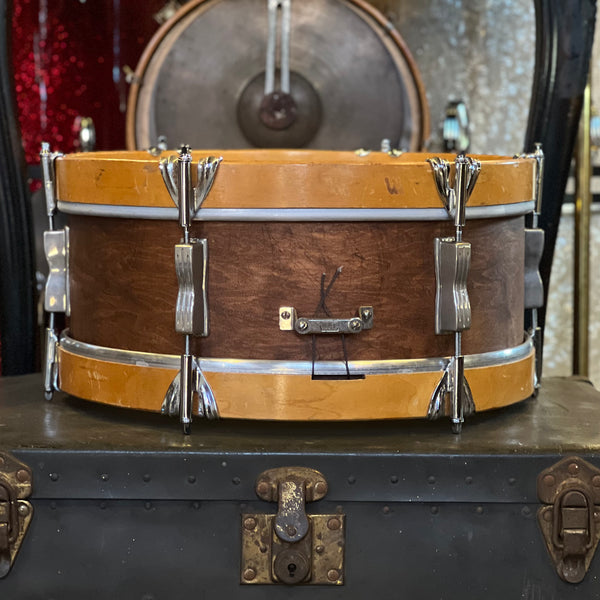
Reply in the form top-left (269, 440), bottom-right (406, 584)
top-left (68, 216), bottom-right (525, 362)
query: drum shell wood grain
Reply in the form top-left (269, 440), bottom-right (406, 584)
top-left (67, 215), bottom-right (525, 361)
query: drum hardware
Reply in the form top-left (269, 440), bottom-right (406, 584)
top-left (427, 154), bottom-right (481, 433)
top-left (442, 100), bottom-right (470, 153)
top-left (40, 142), bottom-right (66, 402)
top-left (174, 240), bottom-right (208, 335)
top-left (0, 452), bottom-right (33, 579)
top-left (238, 0), bottom-right (323, 147)
top-left (122, 65), bottom-right (141, 86)
top-left (380, 138), bottom-right (404, 156)
top-left (241, 467), bottom-right (344, 585)
top-left (433, 238), bottom-right (471, 333)
top-left (159, 146), bottom-right (222, 434)
top-left (162, 356), bottom-right (219, 420)
top-left (73, 116), bottom-right (96, 152)
top-left (262, 0), bottom-right (294, 129)
top-left (279, 306), bottom-right (374, 335)
top-left (147, 135), bottom-right (168, 157)
top-left (516, 143), bottom-right (545, 389)
top-left (153, 0), bottom-right (183, 24)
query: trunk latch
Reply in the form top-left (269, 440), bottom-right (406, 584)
top-left (0, 452), bottom-right (33, 578)
top-left (537, 456), bottom-right (600, 583)
top-left (241, 466), bottom-right (344, 585)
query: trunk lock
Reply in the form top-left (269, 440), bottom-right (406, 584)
top-left (0, 452), bottom-right (33, 578)
top-left (241, 466), bottom-right (344, 585)
top-left (537, 456), bottom-right (600, 583)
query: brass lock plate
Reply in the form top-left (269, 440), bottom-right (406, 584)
top-left (0, 452), bottom-right (34, 579)
top-left (241, 513), bottom-right (344, 585)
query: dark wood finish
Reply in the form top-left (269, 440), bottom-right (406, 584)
top-left (69, 215), bottom-right (524, 360)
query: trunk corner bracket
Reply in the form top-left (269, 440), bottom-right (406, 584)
top-left (537, 456), bottom-right (600, 584)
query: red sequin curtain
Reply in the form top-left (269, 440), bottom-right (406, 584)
top-left (12, 0), bottom-right (166, 165)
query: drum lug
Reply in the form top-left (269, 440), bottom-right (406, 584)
top-left (434, 238), bottom-right (471, 334)
top-left (537, 457), bottom-right (600, 584)
top-left (0, 452), bottom-right (34, 579)
top-left (279, 306), bottom-right (374, 335)
top-left (175, 239), bottom-right (208, 336)
top-left (43, 227), bottom-right (70, 317)
top-left (241, 467), bottom-right (345, 585)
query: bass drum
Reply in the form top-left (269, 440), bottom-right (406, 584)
top-left (126, 0), bottom-right (429, 151)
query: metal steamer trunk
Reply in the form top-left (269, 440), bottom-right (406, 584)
top-left (1, 375), bottom-right (600, 598)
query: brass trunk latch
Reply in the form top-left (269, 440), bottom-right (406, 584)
top-left (0, 452), bottom-right (33, 578)
top-left (537, 456), bottom-right (600, 583)
top-left (241, 466), bottom-right (345, 585)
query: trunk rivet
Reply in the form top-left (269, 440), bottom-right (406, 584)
top-left (314, 481), bottom-right (327, 495)
top-left (16, 469), bottom-right (30, 483)
top-left (256, 481), bottom-right (270, 497)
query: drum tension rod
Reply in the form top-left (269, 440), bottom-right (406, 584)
top-left (427, 154), bottom-right (480, 433)
top-left (160, 146), bottom-right (222, 433)
top-left (40, 142), bottom-right (67, 401)
top-left (515, 144), bottom-right (545, 390)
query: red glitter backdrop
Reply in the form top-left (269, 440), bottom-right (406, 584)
top-left (12, 0), bottom-right (168, 164)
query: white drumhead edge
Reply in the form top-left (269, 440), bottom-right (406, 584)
top-left (56, 201), bottom-right (535, 221)
top-left (60, 332), bottom-right (534, 375)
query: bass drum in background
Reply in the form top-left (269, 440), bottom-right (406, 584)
top-left (126, 0), bottom-right (429, 151)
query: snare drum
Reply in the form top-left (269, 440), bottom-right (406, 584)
top-left (46, 149), bottom-right (537, 422)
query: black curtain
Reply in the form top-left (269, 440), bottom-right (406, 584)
top-left (0, 0), bottom-right (36, 374)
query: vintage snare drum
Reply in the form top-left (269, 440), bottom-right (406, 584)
top-left (42, 149), bottom-right (540, 429)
